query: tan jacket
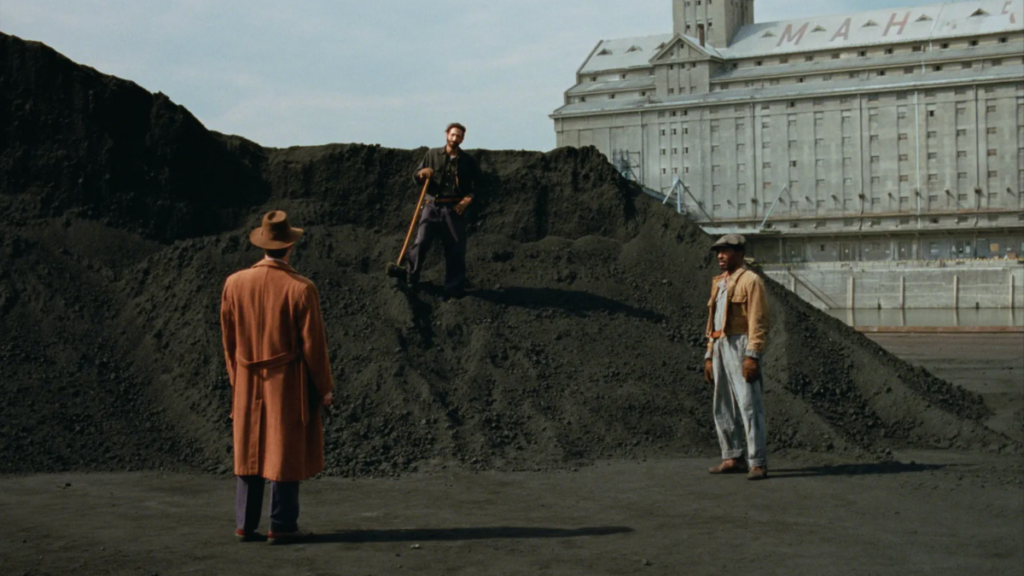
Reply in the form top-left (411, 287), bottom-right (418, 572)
top-left (705, 267), bottom-right (770, 358)
top-left (220, 259), bottom-right (335, 482)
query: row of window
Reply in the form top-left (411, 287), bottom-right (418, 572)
top-left (743, 35), bottom-right (1012, 70)
top-left (717, 57), bottom-right (1018, 91)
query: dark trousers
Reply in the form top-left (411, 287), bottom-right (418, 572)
top-left (406, 203), bottom-right (467, 292)
top-left (236, 476), bottom-right (300, 533)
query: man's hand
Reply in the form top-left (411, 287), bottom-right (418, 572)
top-left (704, 359), bottom-right (713, 384)
top-left (454, 197), bottom-right (472, 215)
top-left (742, 357), bottom-right (760, 383)
top-left (416, 167), bottom-right (434, 183)
top-left (322, 391), bottom-right (334, 407)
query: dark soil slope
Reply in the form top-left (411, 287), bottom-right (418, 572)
top-left (0, 33), bottom-right (1011, 476)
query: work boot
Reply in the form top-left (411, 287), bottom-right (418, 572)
top-left (746, 466), bottom-right (768, 481)
top-left (708, 459), bottom-right (748, 474)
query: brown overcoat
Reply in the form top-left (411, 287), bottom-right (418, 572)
top-left (220, 259), bottom-right (334, 482)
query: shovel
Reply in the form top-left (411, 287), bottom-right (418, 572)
top-left (386, 176), bottom-right (430, 278)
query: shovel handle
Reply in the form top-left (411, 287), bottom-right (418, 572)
top-left (396, 176), bottom-right (431, 265)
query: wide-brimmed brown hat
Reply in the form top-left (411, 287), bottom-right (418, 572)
top-left (249, 210), bottom-right (304, 249)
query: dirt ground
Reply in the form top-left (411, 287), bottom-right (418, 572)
top-left (3, 334), bottom-right (1021, 576)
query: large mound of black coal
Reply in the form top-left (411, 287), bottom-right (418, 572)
top-left (0, 33), bottom-right (1008, 477)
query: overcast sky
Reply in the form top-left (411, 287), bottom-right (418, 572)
top-left (3, 0), bottom-right (948, 151)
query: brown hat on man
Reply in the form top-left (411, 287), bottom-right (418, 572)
top-left (250, 210), bottom-right (304, 249)
top-left (710, 233), bottom-right (746, 251)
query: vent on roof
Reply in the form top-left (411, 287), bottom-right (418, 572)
top-left (656, 42), bottom-right (666, 49)
top-left (863, 20), bottom-right (878, 27)
top-left (597, 48), bottom-right (612, 56)
top-left (970, 9), bottom-right (988, 17)
top-left (762, 30), bottom-right (776, 38)
top-left (626, 45), bottom-right (642, 53)
top-left (811, 25), bottom-right (826, 32)
top-left (915, 14), bottom-right (932, 22)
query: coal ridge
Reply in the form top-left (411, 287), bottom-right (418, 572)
top-left (0, 33), bottom-right (1013, 477)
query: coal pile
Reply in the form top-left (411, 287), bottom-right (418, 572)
top-left (0, 33), bottom-right (1012, 477)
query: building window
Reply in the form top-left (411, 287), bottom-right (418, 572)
top-left (661, 149), bottom-right (666, 156)
top-left (904, 67), bottom-right (915, 74)
top-left (899, 154), bottom-right (908, 161)
top-left (957, 151), bottom-right (967, 158)
top-left (928, 174), bottom-right (938, 182)
top-left (963, 62), bottom-right (973, 69)
top-left (790, 160), bottom-right (798, 167)
top-left (928, 152), bottom-right (938, 160)
top-left (988, 149), bottom-right (997, 156)
top-left (871, 156), bottom-right (880, 163)
top-left (763, 162), bottom-right (772, 168)
top-left (987, 105), bottom-right (997, 113)
top-left (672, 148), bottom-right (678, 154)
top-left (900, 175), bottom-right (909, 182)
top-left (927, 131), bottom-right (937, 138)
top-left (989, 170), bottom-right (998, 178)
top-left (957, 129), bottom-right (967, 136)
top-left (832, 53), bottom-right (841, 59)
top-left (898, 133), bottom-right (908, 140)
top-left (987, 127), bottom-right (997, 134)
top-left (958, 172), bottom-right (968, 179)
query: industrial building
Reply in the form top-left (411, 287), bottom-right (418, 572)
top-left (551, 0), bottom-right (1024, 266)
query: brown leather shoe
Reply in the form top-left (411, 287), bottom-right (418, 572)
top-left (746, 466), bottom-right (768, 481)
top-left (267, 527), bottom-right (313, 545)
top-left (235, 529), bottom-right (266, 543)
top-left (708, 459), bottom-right (748, 474)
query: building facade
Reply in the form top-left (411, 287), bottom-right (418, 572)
top-left (551, 0), bottom-right (1024, 263)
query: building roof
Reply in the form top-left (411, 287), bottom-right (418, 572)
top-left (574, 0), bottom-right (1022, 73)
top-left (724, 0), bottom-right (1024, 58)
top-left (566, 77), bottom-right (655, 96)
top-left (579, 34), bottom-right (672, 74)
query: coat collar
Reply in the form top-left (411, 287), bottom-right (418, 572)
top-left (252, 258), bottom-right (297, 274)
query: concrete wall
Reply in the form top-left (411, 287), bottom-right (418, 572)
top-left (763, 260), bottom-right (1024, 309)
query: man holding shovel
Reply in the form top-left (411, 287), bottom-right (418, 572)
top-left (404, 122), bottom-right (481, 298)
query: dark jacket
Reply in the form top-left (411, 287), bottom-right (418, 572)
top-left (415, 147), bottom-right (481, 201)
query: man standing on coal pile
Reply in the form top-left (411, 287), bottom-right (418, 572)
top-left (405, 122), bottom-right (481, 299)
top-left (220, 210), bottom-right (335, 544)
top-left (703, 234), bottom-right (770, 480)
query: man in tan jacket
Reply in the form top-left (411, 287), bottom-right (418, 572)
top-left (221, 210), bottom-right (335, 543)
top-left (703, 234), bottom-right (770, 480)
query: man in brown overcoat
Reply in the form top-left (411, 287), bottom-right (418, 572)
top-left (220, 210), bottom-right (335, 544)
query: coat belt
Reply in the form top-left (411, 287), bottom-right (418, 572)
top-left (237, 350), bottom-right (300, 370)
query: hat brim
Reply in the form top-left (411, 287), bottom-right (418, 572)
top-left (710, 243), bottom-right (742, 251)
top-left (249, 226), bottom-right (304, 250)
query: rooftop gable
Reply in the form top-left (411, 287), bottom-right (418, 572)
top-left (578, 34), bottom-right (673, 74)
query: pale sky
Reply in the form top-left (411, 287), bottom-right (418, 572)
top-left (2, 0), bottom-right (947, 151)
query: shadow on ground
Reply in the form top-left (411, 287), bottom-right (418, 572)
top-left (770, 462), bottom-right (946, 479)
top-left (302, 526), bottom-right (634, 545)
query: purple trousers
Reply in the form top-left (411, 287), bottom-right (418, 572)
top-left (236, 476), bottom-right (299, 533)
top-left (405, 203), bottom-right (467, 292)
